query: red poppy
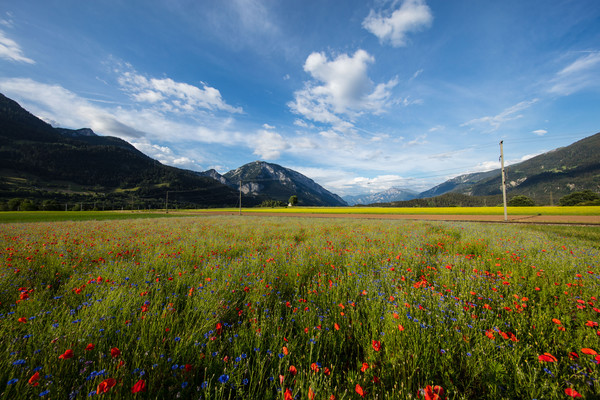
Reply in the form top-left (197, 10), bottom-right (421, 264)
top-left (372, 340), bottom-right (381, 352)
top-left (85, 343), bottom-right (95, 351)
top-left (18, 317), bottom-right (27, 323)
top-left (310, 362), bottom-right (319, 372)
top-left (398, 325), bottom-right (405, 331)
top-left (334, 323), bottom-right (340, 331)
top-left (323, 367), bottom-right (331, 376)
top-left (308, 387), bottom-right (315, 400)
top-left (538, 353), bottom-right (557, 362)
top-left (581, 348), bottom-right (597, 355)
top-left (59, 349), bottom-right (74, 359)
top-left (216, 322), bottom-right (223, 335)
top-left (420, 385), bottom-right (446, 400)
top-left (355, 384), bottom-right (365, 397)
top-left (97, 378), bottom-right (116, 394)
top-left (361, 362), bottom-right (369, 372)
top-left (184, 364), bottom-right (193, 372)
top-left (131, 379), bottom-right (146, 393)
top-left (28, 371), bottom-right (40, 386)
top-left (289, 365), bottom-right (298, 376)
top-left (110, 347), bottom-right (121, 358)
top-left (564, 388), bottom-right (582, 398)
top-left (552, 318), bottom-right (562, 325)
top-left (585, 320), bottom-right (598, 327)
top-left (282, 346), bottom-right (289, 356)
top-left (284, 388), bottom-right (293, 400)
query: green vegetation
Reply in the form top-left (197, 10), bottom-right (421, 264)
top-left (1, 216), bottom-right (599, 399)
top-left (219, 205), bottom-right (600, 216)
top-left (0, 211), bottom-right (178, 223)
top-left (559, 190), bottom-right (600, 206)
top-left (507, 195), bottom-right (536, 207)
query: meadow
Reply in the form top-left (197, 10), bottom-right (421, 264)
top-left (1, 215), bottom-right (598, 399)
top-left (216, 206), bottom-right (600, 216)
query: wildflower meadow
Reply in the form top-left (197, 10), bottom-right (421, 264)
top-left (1, 216), bottom-right (598, 399)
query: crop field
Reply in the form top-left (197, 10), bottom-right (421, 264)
top-left (1, 216), bottom-right (599, 399)
top-left (216, 206), bottom-right (600, 216)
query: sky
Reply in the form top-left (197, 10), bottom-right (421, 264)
top-left (1, 0), bottom-right (599, 196)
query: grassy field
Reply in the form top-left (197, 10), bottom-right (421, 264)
top-left (0, 211), bottom-right (178, 224)
top-left (1, 216), bottom-right (599, 399)
top-left (1, 206), bottom-right (599, 224)
top-left (215, 206), bottom-right (600, 216)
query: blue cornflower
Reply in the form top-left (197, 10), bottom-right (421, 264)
top-left (181, 381), bottom-right (188, 389)
top-left (218, 374), bottom-right (229, 383)
top-left (7, 378), bottom-right (18, 385)
top-left (39, 390), bottom-right (50, 397)
top-left (12, 359), bottom-right (26, 366)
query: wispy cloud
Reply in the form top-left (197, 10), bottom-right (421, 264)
top-left (117, 66), bottom-right (242, 114)
top-left (288, 49), bottom-right (397, 132)
top-left (0, 29), bottom-right (34, 64)
top-left (461, 99), bottom-right (538, 132)
top-left (549, 51), bottom-right (600, 95)
top-left (532, 129), bottom-right (547, 136)
top-left (362, 0), bottom-right (433, 47)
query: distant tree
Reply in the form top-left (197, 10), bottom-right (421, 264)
top-left (259, 199), bottom-right (286, 208)
top-left (20, 199), bottom-right (38, 211)
top-left (42, 199), bottom-right (61, 211)
top-left (559, 190), bottom-right (600, 206)
top-left (507, 195), bottom-right (536, 207)
top-left (7, 198), bottom-right (22, 211)
top-left (289, 195), bottom-right (298, 206)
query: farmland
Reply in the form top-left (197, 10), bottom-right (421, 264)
top-left (1, 216), bottom-right (599, 399)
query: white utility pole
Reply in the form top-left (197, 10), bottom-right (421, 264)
top-left (500, 140), bottom-right (508, 222)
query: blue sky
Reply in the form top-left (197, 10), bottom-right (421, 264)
top-left (1, 0), bottom-right (599, 196)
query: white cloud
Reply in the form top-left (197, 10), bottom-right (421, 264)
top-left (549, 51), bottom-right (600, 95)
top-left (0, 77), bottom-right (249, 161)
top-left (362, 0), bottom-right (433, 47)
top-left (129, 139), bottom-right (203, 170)
top-left (0, 29), bottom-right (34, 64)
top-left (252, 129), bottom-right (289, 160)
top-left (532, 129), bottom-right (547, 136)
top-left (461, 99), bottom-right (538, 132)
top-left (117, 68), bottom-right (242, 114)
top-left (288, 49), bottom-right (397, 131)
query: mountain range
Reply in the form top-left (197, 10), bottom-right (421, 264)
top-left (1, 92), bottom-right (598, 209)
top-left (418, 133), bottom-right (600, 204)
top-left (0, 93), bottom-right (344, 209)
top-left (343, 187), bottom-right (419, 206)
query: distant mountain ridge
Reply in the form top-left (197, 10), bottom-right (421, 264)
top-left (416, 133), bottom-right (600, 204)
top-left (0, 93), bottom-right (346, 208)
top-left (220, 161), bottom-right (347, 206)
top-left (1, 92), bottom-right (598, 208)
top-left (344, 187), bottom-right (418, 205)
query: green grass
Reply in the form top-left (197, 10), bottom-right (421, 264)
top-left (0, 211), bottom-right (177, 223)
top-left (1, 216), bottom-right (598, 399)
top-left (212, 205), bottom-right (600, 216)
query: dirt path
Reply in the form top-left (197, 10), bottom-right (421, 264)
top-left (182, 211), bottom-right (600, 225)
